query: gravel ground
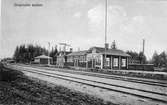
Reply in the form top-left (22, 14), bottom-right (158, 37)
top-left (0, 66), bottom-right (115, 105)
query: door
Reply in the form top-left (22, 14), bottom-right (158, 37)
top-left (74, 59), bottom-right (78, 67)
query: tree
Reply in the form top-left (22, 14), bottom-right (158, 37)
top-left (151, 51), bottom-right (167, 67)
top-left (13, 44), bottom-right (50, 63)
top-left (13, 46), bottom-right (19, 62)
top-left (50, 45), bottom-right (58, 64)
top-left (151, 51), bottom-right (159, 67)
top-left (138, 52), bottom-right (147, 64)
top-left (159, 51), bottom-right (167, 67)
top-left (126, 51), bottom-right (147, 64)
top-left (126, 51), bottom-right (139, 60)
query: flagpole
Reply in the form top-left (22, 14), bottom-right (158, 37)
top-left (104, 0), bottom-right (108, 68)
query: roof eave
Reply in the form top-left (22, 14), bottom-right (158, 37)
top-left (99, 52), bottom-right (130, 57)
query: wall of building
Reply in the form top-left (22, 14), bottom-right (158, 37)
top-left (40, 59), bottom-right (49, 64)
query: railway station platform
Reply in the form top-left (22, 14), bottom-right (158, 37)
top-left (66, 66), bottom-right (167, 80)
top-left (109, 69), bottom-right (167, 75)
top-left (104, 69), bottom-right (167, 80)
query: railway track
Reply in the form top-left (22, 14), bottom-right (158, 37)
top-left (16, 64), bottom-right (167, 87)
top-left (5, 64), bottom-right (167, 104)
top-left (42, 67), bottom-right (167, 87)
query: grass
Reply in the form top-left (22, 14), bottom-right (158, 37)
top-left (0, 63), bottom-right (115, 105)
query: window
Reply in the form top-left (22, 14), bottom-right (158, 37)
top-left (104, 58), bottom-right (110, 66)
top-left (113, 58), bottom-right (118, 67)
top-left (80, 56), bottom-right (85, 62)
top-left (122, 59), bottom-right (126, 67)
top-left (106, 58), bottom-right (110, 66)
top-left (67, 56), bottom-right (73, 62)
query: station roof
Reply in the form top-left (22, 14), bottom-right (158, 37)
top-left (100, 49), bottom-right (130, 57)
top-left (89, 46), bottom-right (105, 53)
top-left (67, 47), bottom-right (130, 57)
top-left (89, 46), bottom-right (130, 57)
top-left (67, 50), bottom-right (89, 56)
top-left (35, 55), bottom-right (52, 59)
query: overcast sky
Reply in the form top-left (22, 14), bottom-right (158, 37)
top-left (1, 0), bottom-right (167, 59)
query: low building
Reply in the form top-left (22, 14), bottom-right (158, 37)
top-left (34, 55), bottom-right (52, 65)
top-left (66, 46), bottom-right (130, 70)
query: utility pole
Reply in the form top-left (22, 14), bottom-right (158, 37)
top-left (142, 39), bottom-right (145, 64)
top-left (104, 0), bottom-right (108, 68)
top-left (143, 39), bottom-right (145, 55)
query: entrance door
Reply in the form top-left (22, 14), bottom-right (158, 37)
top-left (74, 59), bottom-right (78, 67)
top-left (74, 59), bottom-right (77, 66)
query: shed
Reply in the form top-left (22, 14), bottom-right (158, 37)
top-left (34, 55), bottom-right (52, 65)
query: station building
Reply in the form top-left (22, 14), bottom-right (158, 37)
top-left (65, 46), bottom-right (130, 70)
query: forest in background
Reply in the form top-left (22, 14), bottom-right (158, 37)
top-left (1, 44), bottom-right (167, 69)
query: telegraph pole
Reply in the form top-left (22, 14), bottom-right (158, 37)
top-left (142, 39), bottom-right (145, 64)
top-left (143, 39), bottom-right (145, 55)
top-left (104, 0), bottom-right (108, 68)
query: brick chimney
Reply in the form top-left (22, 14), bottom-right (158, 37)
top-left (111, 40), bottom-right (116, 49)
top-left (105, 43), bottom-right (109, 50)
top-left (70, 48), bottom-right (73, 52)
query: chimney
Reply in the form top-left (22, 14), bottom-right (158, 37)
top-left (105, 43), bottom-right (109, 50)
top-left (111, 40), bottom-right (116, 49)
top-left (70, 48), bottom-right (73, 52)
top-left (142, 39), bottom-right (145, 55)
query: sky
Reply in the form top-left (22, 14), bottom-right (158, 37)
top-left (1, 0), bottom-right (167, 60)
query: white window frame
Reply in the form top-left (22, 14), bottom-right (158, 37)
top-left (113, 58), bottom-right (118, 67)
top-left (121, 58), bottom-right (126, 67)
top-left (105, 58), bottom-right (110, 66)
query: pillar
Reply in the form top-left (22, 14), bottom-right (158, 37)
top-left (92, 59), bottom-right (93, 69)
top-left (101, 55), bottom-right (103, 69)
top-left (119, 56), bottom-right (121, 70)
top-left (110, 56), bottom-right (112, 69)
top-left (126, 57), bottom-right (129, 69)
top-left (86, 61), bottom-right (88, 69)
